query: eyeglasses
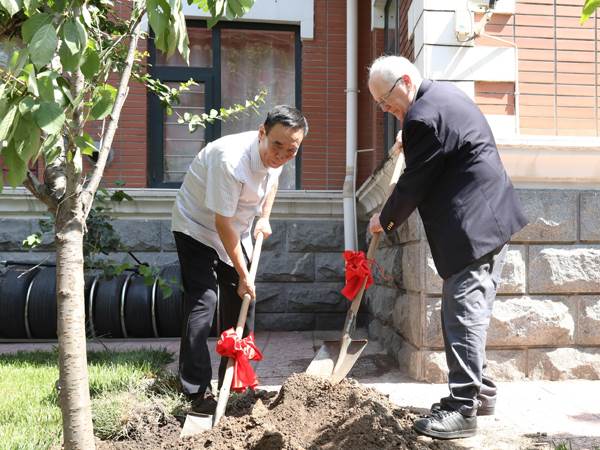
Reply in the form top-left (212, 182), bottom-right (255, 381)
top-left (376, 76), bottom-right (403, 109)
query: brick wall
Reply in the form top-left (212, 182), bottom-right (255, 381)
top-left (476, 0), bottom-right (600, 136)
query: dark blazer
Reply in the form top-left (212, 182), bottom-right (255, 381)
top-left (379, 79), bottom-right (528, 279)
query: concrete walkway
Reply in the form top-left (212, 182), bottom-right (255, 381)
top-left (2, 330), bottom-right (599, 449)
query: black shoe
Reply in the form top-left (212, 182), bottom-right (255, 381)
top-left (431, 401), bottom-right (495, 416)
top-left (188, 390), bottom-right (217, 415)
top-left (413, 409), bottom-right (477, 439)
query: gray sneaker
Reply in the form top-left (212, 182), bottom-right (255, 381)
top-left (413, 409), bottom-right (477, 439)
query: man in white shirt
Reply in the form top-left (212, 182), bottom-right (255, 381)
top-left (171, 105), bottom-right (308, 412)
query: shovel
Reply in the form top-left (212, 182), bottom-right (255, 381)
top-left (306, 152), bottom-right (405, 383)
top-left (180, 232), bottom-right (264, 437)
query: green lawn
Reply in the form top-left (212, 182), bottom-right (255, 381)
top-left (0, 348), bottom-right (180, 450)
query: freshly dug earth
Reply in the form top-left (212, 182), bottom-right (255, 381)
top-left (99, 373), bottom-right (455, 450)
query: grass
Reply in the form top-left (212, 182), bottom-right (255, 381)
top-left (0, 348), bottom-right (184, 450)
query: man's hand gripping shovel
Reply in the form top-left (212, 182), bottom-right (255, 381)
top-left (180, 232), bottom-right (265, 437)
top-left (306, 152), bottom-right (405, 383)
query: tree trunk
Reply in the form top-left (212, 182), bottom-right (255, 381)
top-left (55, 191), bottom-right (95, 450)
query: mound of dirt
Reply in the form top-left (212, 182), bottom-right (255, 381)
top-left (99, 374), bottom-right (454, 450)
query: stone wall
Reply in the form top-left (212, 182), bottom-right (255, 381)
top-left (364, 189), bottom-right (600, 382)
top-left (0, 189), bottom-right (350, 333)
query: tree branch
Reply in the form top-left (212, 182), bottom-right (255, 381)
top-left (81, 12), bottom-right (144, 218)
top-left (24, 170), bottom-right (58, 213)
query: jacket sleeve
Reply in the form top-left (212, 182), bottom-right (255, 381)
top-left (379, 120), bottom-right (446, 233)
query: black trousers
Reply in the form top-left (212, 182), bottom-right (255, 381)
top-left (174, 231), bottom-right (255, 396)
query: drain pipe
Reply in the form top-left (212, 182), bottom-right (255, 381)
top-left (343, 0), bottom-right (358, 250)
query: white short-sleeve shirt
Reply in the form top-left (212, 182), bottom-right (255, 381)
top-left (171, 131), bottom-right (281, 266)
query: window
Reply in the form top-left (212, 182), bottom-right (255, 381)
top-left (148, 21), bottom-right (301, 188)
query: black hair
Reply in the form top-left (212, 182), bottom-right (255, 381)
top-left (263, 105), bottom-right (309, 136)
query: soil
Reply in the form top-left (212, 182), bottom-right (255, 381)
top-left (97, 373), bottom-right (458, 450)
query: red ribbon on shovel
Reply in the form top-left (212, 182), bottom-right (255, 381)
top-left (216, 329), bottom-right (263, 392)
top-left (341, 250), bottom-right (374, 301)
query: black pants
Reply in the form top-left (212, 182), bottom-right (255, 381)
top-left (174, 231), bottom-right (255, 396)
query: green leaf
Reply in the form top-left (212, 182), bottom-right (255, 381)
top-left (2, 144), bottom-right (27, 187)
top-left (74, 133), bottom-right (97, 156)
top-left (81, 46), bottom-right (100, 80)
top-left (13, 117), bottom-right (41, 162)
top-left (8, 49), bottom-right (28, 75)
top-left (33, 101), bottom-right (65, 134)
top-left (90, 84), bottom-right (117, 120)
top-left (61, 19), bottom-right (80, 54)
top-left (30, 23), bottom-right (58, 68)
top-left (40, 133), bottom-right (60, 164)
top-left (22, 232), bottom-right (42, 249)
top-left (18, 97), bottom-right (38, 117)
top-left (81, 5), bottom-right (93, 27)
top-left (0, 103), bottom-right (17, 143)
top-left (581, 0), bottom-right (600, 24)
top-left (74, 17), bottom-right (88, 50)
top-left (37, 71), bottom-right (62, 104)
top-left (22, 13), bottom-right (52, 43)
top-left (22, 64), bottom-right (38, 97)
top-left (23, 0), bottom-right (39, 14)
top-left (59, 41), bottom-right (81, 72)
top-left (0, 0), bottom-right (22, 17)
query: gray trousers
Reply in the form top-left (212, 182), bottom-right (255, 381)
top-left (439, 244), bottom-right (508, 417)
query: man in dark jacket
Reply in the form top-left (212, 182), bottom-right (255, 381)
top-left (368, 55), bottom-right (528, 440)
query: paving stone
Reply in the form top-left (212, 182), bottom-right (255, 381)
top-left (529, 246), bottom-right (600, 293)
top-left (528, 347), bottom-right (600, 380)
top-left (513, 189), bottom-right (578, 242)
top-left (577, 296), bottom-right (600, 345)
top-left (287, 220), bottom-right (344, 252)
top-left (488, 296), bottom-right (575, 347)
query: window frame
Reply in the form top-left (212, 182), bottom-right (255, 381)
top-left (147, 20), bottom-right (302, 188)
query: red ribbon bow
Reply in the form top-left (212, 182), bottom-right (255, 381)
top-left (341, 250), bottom-right (374, 301)
top-left (216, 329), bottom-right (263, 392)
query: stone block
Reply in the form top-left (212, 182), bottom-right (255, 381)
top-left (484, 349), bottom-right (528, 381)
top-left (287, 283), bottom-right (347, 312)
top-left (393, 292), bottom-right (423, 347)
top-left (0, 219), bottom-right (34, 251)
top-left (402, 243), bottom-right (423, 292)
top-left (114, 219), bottom-right (162, 252)
top-left (577, 296), bottom-right (600, 345)
top-left (513, 189), bottom-right (578, 242)
top-left (0, 251), bottom-right (55, 265)
top-left (256, 251), bottom-right (314, 282)
top-left (528, 348), bottom-right (600, 380)
top-left (368, 316), bottom-right (383, 340)
top-left (488, 296), bottom-right (575, 347)
top-left (580, 192), bottom-right (600, 242)
top-left (261, 220), bottom-right (286, 251)
top-left (365, 285), bottom-right (397, 325)
top-left (425, 247), bottom-right (443, 295)
top-left (315, 253), bottom-right (344, 281)
top-left (397, 211), bottom-right (423, 244)
top-left (159, 221), bottom-right (176, 251)
top-left (379, 324), bottom-right (403, 360)
top-left (288, 220), bottom-right (344, 252)
top-left (529, 246), bottom-right (600, 293)
top-left (255, 313), bottom-right (315, 331)
top-left (255, 283), bottom-right (287, 313)
top-left (315, 313), bottom-right (349, 330)
top-left (124, 252), bottom-right (179, 266)
top-left (420, 351), bottom-right (448, 383)
top-left (373, 246), bottom-right (403, 288)
top-left (497, 245), bottom-right (527, 294)
top-left (394, 338), bottom-right (421, 379)
top-left (423, 297), bottom-right (443, 348)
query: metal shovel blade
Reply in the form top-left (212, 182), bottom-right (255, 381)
top-left (305, 339), bottom-right (368, 381)
top-left (180, 412), bottom-right (214, 437)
